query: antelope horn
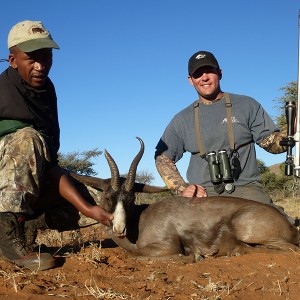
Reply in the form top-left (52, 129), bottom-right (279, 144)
top-left (70, 172), bottom-right (107, 190)
top-left (124, 137), bottom-right (144, 192)
top-left (104, 149), bottom-right (120, 191)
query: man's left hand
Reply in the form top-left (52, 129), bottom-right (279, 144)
top-left (182, 184), bottom-right (207, 198)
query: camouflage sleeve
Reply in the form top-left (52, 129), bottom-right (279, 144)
top-left (258, 128), bottom-right (287, 154)
top-left (155, 153), bottom-right (188, 195)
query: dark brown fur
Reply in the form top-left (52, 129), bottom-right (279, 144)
top-left (112, 196), bottom-right (300, 261)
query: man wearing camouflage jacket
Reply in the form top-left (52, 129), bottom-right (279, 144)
top-left (0, 20), bottom-right (113, 271)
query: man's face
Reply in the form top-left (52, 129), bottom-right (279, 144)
top-left (188, 66), bottom-right (222, 100)
top-left (9, 47), bottom-right (53, 89)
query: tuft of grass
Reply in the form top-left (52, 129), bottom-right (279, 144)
top-left (85, 275), bottom-right (129, 299)
top-left (191, 276), bottom-right (243, 300)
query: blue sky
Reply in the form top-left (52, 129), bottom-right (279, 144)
top-left (0, 1), bottom-right (299, 185)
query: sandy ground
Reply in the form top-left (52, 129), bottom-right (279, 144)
top-left (0, 224), bottom-right (299, 300)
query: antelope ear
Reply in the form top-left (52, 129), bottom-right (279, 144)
top-left (70, 172), bottom-right (108, 191)
top-left (133, 182), bottom-right (169, 193)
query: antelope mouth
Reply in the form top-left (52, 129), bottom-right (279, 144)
top-left (114, 234), bottom-right (125, 239)
top-left (112, 231), bottom-right (126, 239)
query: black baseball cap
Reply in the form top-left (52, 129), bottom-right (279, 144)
top-left (188, 51), bottom-right (220, 75)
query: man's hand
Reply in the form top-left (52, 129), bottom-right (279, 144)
top-left (182, 184), bottom-right (207, 198)
top-left (47, 166), bottom-right (114, 227)
top-left (86, 205), bottom-right (114, 227)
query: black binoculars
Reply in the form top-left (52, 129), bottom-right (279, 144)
top-left (207, 150), bottom-right (235, 193)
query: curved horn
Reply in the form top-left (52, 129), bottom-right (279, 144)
top-left (70, 172), bottom-right (107, 190)
top-left (124, 137), bottom-right (144, 192)
top-left (104, 149), bottom-right (120, 191)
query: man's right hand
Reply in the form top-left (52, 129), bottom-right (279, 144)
top-left (47, 166), bottom-right (114, 227)
top-left (86, 205), bottom-right (114, 227)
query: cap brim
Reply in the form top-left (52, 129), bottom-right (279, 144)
top-left (189, 63), bottom-right (219, 75)
top-left (16, 38), bottom-right (60, 52)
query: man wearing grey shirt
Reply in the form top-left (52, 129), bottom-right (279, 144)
top-left (155, 50), bottom-right (294, 223)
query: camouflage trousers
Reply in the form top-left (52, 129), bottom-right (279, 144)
top-left (0, 127), bottom-right (102, 231)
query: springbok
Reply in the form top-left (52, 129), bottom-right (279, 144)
top-left (71, 137), bottom-right (300, 261)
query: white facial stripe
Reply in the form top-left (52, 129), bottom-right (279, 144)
top-left (112, 201), bottom-right (126, 235)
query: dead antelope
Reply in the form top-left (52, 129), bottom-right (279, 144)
top-left (72, 137), bottom-right (300, 261)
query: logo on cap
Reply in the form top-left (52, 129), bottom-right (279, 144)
top-left (195, 54), bottom-right (206, 60)
top-left (31, 27), bottom-right (46, 34)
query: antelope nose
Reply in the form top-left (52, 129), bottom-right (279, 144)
top-left (112, 225), bottom-right (126, 237)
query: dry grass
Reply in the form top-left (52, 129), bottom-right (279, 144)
top-left (85, 276), bottom-right (129, 299)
